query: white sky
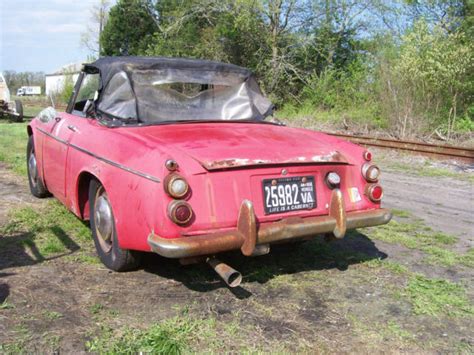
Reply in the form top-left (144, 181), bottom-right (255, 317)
top-left (1, 0), bottom-right (103, 73)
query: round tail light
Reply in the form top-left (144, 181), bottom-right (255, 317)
top-left (168, 200), bottom-right (193, 225)
top-left (362, 163), bottom-right (380, 182)
top-left (366, 184), bottom-right (383, 202)
top-left (164, 174), bottom-right (189, 199)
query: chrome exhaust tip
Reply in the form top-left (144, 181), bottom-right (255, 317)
top-left (207, 257), bottom-right (242, 288)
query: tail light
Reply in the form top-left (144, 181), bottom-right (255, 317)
top-left (366, 184), bottom-right (383, 202)
top-left (362, 163), bottom-right (380, 182)
top-left (168, 200), bottom-right (193, 225)
top-left (363, 151), bottom-right (372, 161)
top-left (164, 173), bottom-right (189, 199)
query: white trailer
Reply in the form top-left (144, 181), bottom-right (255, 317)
top-left (17, 86), bottom-right (42, 96)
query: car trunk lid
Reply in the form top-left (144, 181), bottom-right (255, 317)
top-left (134, 122), bottom-right (352, 171)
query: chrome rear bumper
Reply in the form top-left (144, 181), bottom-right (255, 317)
top-left (148, 189), bottom-right (392, 259)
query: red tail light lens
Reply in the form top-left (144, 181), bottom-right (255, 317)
top-left (366, 184), bottom-right (383, 202)
top-left (363, 151), bottom-right (372, 161)
top-left (168, 200), bottom-right (193, 225)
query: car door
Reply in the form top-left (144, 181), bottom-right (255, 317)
top-left (42, 72), bottom-right (99, 202)
top-left (41, 111), bottom-right (76, 202)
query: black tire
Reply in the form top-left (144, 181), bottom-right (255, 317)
top-left (27, 136), bottom-right (50, 198)
top-left (89, 179), bottom-right (141, 271)
top-left (14, 100), bottom-right (23, 122)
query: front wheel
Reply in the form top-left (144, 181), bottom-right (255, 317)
top-left (89, 179), bottom-right (141, 271)
top-left (27, 136), bottom-right (50, 198)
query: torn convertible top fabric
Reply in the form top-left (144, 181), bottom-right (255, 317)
top-left (83, 56), bottom-right (273, 123)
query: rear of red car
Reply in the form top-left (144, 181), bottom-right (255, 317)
top-left (141, 122), bottom-right (391, 258)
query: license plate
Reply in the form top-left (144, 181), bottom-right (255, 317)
top-left (262, 176), bottom-right (316, 215)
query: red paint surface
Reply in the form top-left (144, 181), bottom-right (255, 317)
top-left (29, 114), bottom-right (382, 252)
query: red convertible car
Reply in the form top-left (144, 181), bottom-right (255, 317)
top-left (27, 57), bottom-right (391, 286)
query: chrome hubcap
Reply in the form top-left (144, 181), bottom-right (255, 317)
top-left (28, 153), bottom-right (38, 185)
top-left (94, 192), bottom-right (113, 252)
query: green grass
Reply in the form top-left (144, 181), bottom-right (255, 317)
top-left (276, 104), bottom-right (387, 129)
top-left (90, 303), bottom-right (104, 315)
top-left (1, 200), bottom-right (91, 259)
top-left (0, 122), bottom-right (29, 175)
top-left (391, 209), bottom-right (411, 218)
top-left (404, 275), bottom-right (473, 317)
top-left (86, 315), bottom-right (207, 354)
top-left (381, 159), bottom-right (474, 183)
top-left (349, 316), bottom-right (415, 345)
top-left (0, 324), bottom-right (31, 353)
top-left (363, 258), bottom-right (473, 318)
top-left (22, 105), bottom-right (45, 119)
top-left (363, 258), bottom-right (410, 275)
top-left (0, 300), bottom-right (15, 310)
top-left (363, 219), bottom-right (472, 267)
top-left (367, 220), bottom-right (439, 248)
top-left (43, 311), bottom-right (63, 320)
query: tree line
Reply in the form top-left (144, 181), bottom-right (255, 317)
top-left (2, 71), bottom-right (45, 95)
top-left (93, 0), bottom-right (473, 138)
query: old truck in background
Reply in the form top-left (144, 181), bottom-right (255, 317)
top-left (0, 72), bottom-right (23, 122)
top-left (17, 86), bottom-right (41, 96)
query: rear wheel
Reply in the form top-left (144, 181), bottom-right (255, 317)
top-left (89, 179), bottom-right (141, 271)
top-left (27, 136), bottom-right (50, 198)
top-left (14, 100), bottom-right (23, 122)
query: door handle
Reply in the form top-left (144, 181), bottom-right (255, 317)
top-left (67, 125), bottom-right (78, 132)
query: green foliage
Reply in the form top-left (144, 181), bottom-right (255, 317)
top-left (98, 0), bottom-right (474, 137)
top-left (144, 1), bottom-right (269, 76)
top-left (59, 75), bottom-right (75, 105)
top-left (392, 19), bottom-right (473, 137)
top-left (100, 0), bottom-right (156, 56)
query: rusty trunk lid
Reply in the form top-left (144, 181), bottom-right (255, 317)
top-left (131, 122), bottom-right (354, 170)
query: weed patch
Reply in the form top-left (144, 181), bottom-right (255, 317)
top-left (404, 275), bottom-right (473, 317)
top-left (86, 316), bottom-right (206, 354)
top-left (380, 159), bottom-right (474, 183)
top-left (363, 258), bottom-right (409, 275)
top-left (391, 209), bottom-right (411, 218)
top-left (364, 220), bottom-right (467, 267)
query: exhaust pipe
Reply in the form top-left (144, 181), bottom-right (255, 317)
top-left (207, 257), bottom-right (242, 288)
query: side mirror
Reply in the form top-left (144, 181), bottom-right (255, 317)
top-left (38, 107), bottom-right (57, 123)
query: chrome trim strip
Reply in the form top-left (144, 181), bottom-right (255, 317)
top-left (36, 127), bottom-right (161, 183)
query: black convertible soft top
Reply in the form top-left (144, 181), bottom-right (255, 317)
top-left (82, 56), bottom-right (272, 124)
top-left (84, 56), bottom-right (253, 89)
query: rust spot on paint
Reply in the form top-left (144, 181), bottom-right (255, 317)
top-left (202, 152), bottom-right (348, 170)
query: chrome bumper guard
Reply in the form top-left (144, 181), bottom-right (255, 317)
top-left (148, 189), bottom-right (392, 258)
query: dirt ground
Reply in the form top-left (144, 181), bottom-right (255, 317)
top-left (382, 170), bottom-right (473, 252)
top-left (0, 157), bottom-right (473, 353)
